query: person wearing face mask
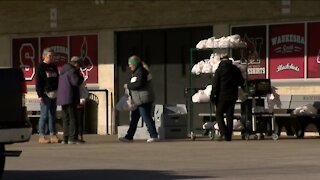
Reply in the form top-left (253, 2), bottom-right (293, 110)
top-left (119, 55), bottom-right (158, 143)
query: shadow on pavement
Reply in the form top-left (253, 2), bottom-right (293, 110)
top-left (3, 169), bottom-right (215, 180)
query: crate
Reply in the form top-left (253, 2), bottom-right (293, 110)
top-left (154, 104), bottom-right (188, 139)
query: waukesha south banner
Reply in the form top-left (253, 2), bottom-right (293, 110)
top-left (12, 35), bottom-right (98, 85)
top-left (232, 22), bottom-right (320, 80)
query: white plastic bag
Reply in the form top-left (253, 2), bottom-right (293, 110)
top-left (196, 39), bottom-right (207, 49)
top-left (293, 104), bottom-right (317, 115)
top-left (116, 92), bottom-right (137, 111)
top-left (203, 121), bottom-right (216, 130)
top-left (192, 85), bottom-right (212, 103)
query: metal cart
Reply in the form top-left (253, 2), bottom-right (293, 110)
top-left (187, 47), bottom-right (246, 141)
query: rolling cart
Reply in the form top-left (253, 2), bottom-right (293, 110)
top-left (241, 79), bottom-right (279, 140)
top-left (187, 47), bottom-right (246, 141)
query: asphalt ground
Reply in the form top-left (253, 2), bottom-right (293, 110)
top-left (3, 134), bottom-right (320, 180)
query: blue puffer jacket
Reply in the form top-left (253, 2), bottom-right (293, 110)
top-left (57, 63), bottom-right (84, 106)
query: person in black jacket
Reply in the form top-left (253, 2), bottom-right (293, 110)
top-left (35, 48), bottom-right (60, 144)
top-left (119, 55), bottom-right (158, 143)
top-left (211, 54), bottom-right (245, 141)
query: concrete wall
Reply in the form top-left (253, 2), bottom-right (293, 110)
top-left (0, 36), bottom-right (11, 67)
top-left (98, 30), bottom-right (115, 134)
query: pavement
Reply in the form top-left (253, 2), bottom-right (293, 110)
top-left (3, 134), bottom-right (320, 180)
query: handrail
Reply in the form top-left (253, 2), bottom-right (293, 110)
top-left (88, 89), bottom-right (109, 134)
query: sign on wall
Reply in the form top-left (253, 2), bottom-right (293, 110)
top-left (40, 36), bottom-right (68, 72)
top-left (12, 34), bottom-right (98, 85)
top-left (12, 38), bottom-right (39, 85)
top-left (269, 23), bottom-right (305, 79)
top-left (232, 25), bottom-right (267, 80)
top-left (70, 35), bottom-right (98, 83)
top-left (307, 22), bottom-right (320, 78)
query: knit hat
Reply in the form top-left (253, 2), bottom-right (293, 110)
top-left (128, 55), bottom-right (141, 66)
top-left (70, 56), bottom-right (81, 62)
top-left (220, 54), bottom-right (229, 61)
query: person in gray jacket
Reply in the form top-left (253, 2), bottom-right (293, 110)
top-left (119, 55), bottom-right (159, 143)
top-left (57, 56), bottom-right (84, 144)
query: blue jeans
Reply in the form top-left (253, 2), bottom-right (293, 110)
top-left (126, 102), bottom-right (158, 139)
top-left (39, 96), bottom-right (57, 136)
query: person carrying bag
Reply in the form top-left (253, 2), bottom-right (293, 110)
top-left (118, 55), bottom-right (159, 143)
top-left (116, 89), bottom-right (137, 111)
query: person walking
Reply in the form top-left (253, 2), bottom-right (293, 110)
top-left (57, 56), bottom-right (84, 144)
top-left (35, 48), bottom-right (60, 144)
top-left (210, 54), bottom-right (245, 141)
top-left (119, 55), bottom-right (159, 143)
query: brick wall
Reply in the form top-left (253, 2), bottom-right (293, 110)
top-left (1, 0), bottom-right (320, 34)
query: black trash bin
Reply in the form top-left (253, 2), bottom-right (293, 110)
top-left (84, 93), bottom-right (99, 134)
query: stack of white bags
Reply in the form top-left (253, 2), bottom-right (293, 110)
top-left (192, 85), bottom-right (212, 103)
top-left (191, 34), bottom-right (248, 103)
top-left (192, 86), bottom-right (247, 103)
top-left (191, 53), bottom-right (247, 76)
top-left (191, 52), bottom-right (247, 103)
top-left (196, 34), bottom-right (247, 49)
top-left (191, 53), bottom-right (221, 75)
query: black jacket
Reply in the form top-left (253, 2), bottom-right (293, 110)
top-left (127, 63), bottom-right (155, 105)
top-left (211, 60), bottom-right (245, 102)
top-left (127, 63), bottom-right (148, 90)
top-left (35, 61), bottom-right (59, 98)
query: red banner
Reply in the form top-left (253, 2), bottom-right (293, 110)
top-left (12, 38), bottom-right (39, 85)
top-left (40, 36), bottom-right (68, 72)
top-left (269, 24), bottom-right (305, 79)
top-left (232, 26), bottom-right (267, 80)
top-left (70, 35), bottom-right (98, 83)
top-left (307, 22), bottom-right (320, 78)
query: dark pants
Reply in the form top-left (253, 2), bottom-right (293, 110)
top-left (62, 104), bottom-right (77, 142)
top-left (215, 100), bottom-right (236, 140)
top-left (125, 102), bottom-right (158, 139)
top-left (76, 107), bottom-right (85, 138)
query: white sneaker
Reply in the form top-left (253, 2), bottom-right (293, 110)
top-left (147, 138), bottom-right (159, 143)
